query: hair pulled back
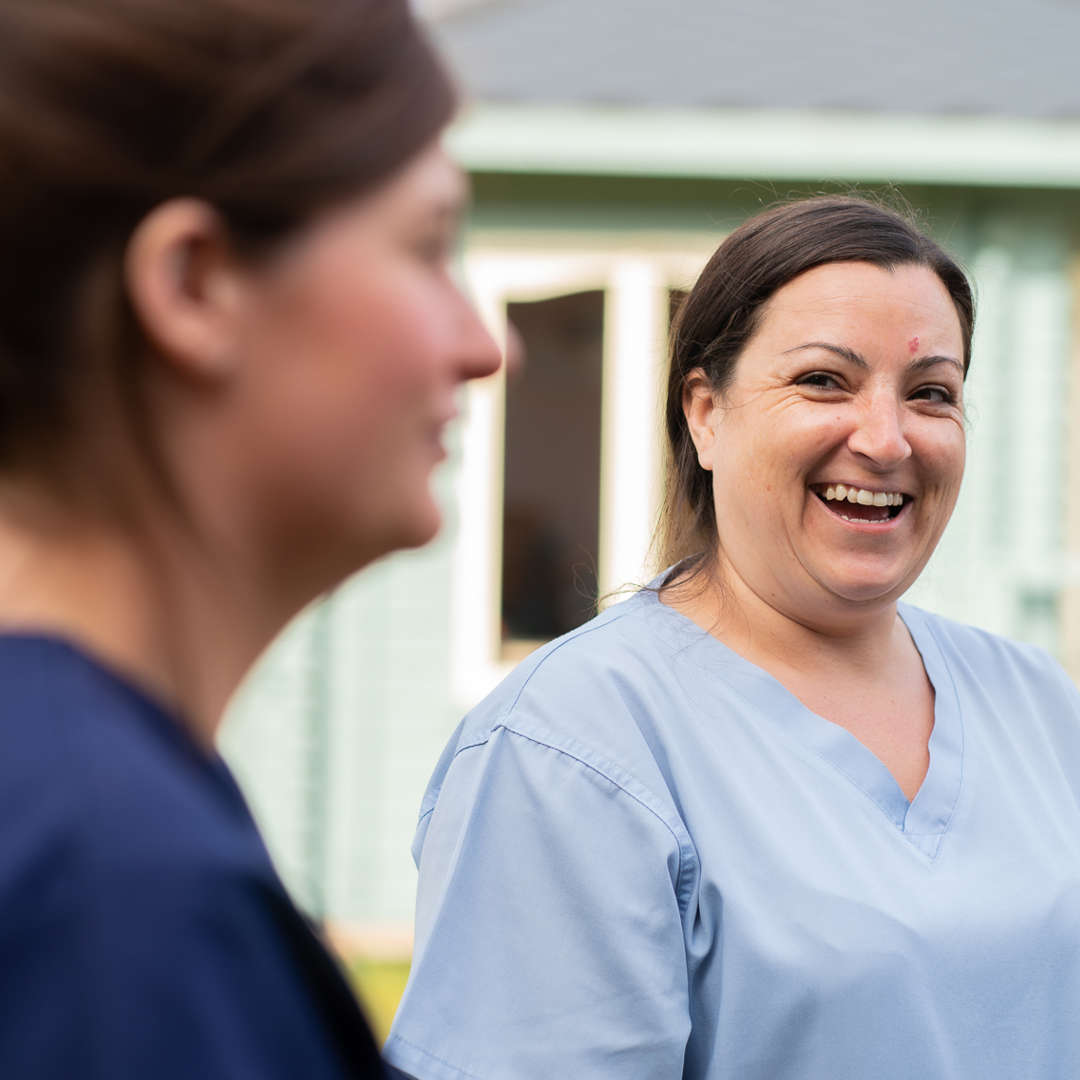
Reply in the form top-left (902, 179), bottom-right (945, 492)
top-left (659, 195), bottom-right (975, 576)
top-left (0, 0), bottom-right (454, 463)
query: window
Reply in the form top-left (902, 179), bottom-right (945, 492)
top-left (450, 241), bottom-right (714, 705)
top-left (501, 291), bottom-right (604, 657)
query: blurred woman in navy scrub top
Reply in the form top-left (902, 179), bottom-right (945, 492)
top-left (0, 0), bottom-right (499, 1075)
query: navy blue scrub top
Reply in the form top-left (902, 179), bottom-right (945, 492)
top-left (0, 634), bottom-right (384, 1078)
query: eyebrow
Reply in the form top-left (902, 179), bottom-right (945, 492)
top-left (783, 341), bottom-right (965, 376)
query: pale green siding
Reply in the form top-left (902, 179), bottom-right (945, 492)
top-left (220, 465), bottom-right (463, 925)
top-left (906, 209), bottom-right (1070, 650)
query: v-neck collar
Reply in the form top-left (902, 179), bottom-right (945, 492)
top-left (642, 591), bottom-right (964, 860)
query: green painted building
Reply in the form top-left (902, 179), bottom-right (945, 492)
top-left (221, 0), bottom-right (1080, 946)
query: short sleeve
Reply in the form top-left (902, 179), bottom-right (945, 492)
top-left (117, 869), bottom-right (384, 1078)
top-left (0, 861), bottom-right (376, 1078)
top-left (0, 637), bottom-right (382, 1079)
top-left (384, 724), bottom-right (692, 1080)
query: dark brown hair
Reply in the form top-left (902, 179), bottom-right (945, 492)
top-left (658, 194), bottom-right (975, 578)
top-left (0, 0), bottom-right (455, 464)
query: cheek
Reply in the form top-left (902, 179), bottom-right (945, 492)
top-left (738, 410), bottom-right (840, 487)
top-left (919, 422), bottom-right (966, 488)
top-left (949, 422), bottom-right (967, 470)
top-left (321, 270), bottom-right (448, 381)
top-left (235, 305), bottom-right (407, 483)
top-left (712, 417), bottom-right (781, 507)
top-left (711, 459), bottom-right (771, 532)
top-left (279, 277), bottom-right (440, 412)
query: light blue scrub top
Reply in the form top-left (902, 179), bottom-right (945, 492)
top-left (385, 588), bottom-right (1080, 1080)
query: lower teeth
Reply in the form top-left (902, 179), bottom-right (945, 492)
top-left (817, 493), bottom-right (898, 522)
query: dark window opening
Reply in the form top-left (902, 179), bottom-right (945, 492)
top-left (501, 291), bottom-right (604, 656)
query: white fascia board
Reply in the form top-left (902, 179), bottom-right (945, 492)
top-left (447, 104), bottom-right (1080, 189)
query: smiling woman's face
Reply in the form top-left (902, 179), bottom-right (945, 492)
top-left (685, 260), bottom-right (966, 622)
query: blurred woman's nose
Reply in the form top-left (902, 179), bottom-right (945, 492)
top-left (456, 300), bottom-right (503, 383)
top-left (846, 392), bottom-right (912, 468)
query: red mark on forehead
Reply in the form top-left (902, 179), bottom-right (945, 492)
top-left (908, 336), bottom-right (920, 353)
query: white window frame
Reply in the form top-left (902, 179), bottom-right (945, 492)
top-left (450, 232), bottom-right (714, 708)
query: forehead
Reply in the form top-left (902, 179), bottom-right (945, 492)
top-left (372, 140), bottom-right (467, 217)
top-left (257, 142), bottom-right (467, 273)
top-left (755, 261), bottom-right (963, 348)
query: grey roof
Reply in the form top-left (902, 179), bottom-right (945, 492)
top-left (429, 0), bottom-right (1080, 119)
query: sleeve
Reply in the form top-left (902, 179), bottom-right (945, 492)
top-left (0, 860), bottom-right (376, 1079)
top-left (103, 872), bottom-right (377, 1079)
top-left (383, 723), bottom-right (693, 1080)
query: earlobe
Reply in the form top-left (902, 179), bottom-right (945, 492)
top-left (682, 369), bottom-right (719, 471)
top-left (124, 198), bottom-right (246, 381)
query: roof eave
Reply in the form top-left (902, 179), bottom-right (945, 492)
top-left (447, 103), bottom-right (1080, 189)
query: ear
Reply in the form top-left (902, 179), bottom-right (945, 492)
top-left (682, 368), bottom-right (721, 471)
top-left (124, 198), bottom-right (249, 382)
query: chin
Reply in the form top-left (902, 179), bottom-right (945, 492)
top-left (330, 471), bottom-right (448, 573)
top-left (825, 575), bottom-right (912, 607)
top-left (382, 496), bottom-right (444, 555)
top-left (815, 555), bottom-right (924, 603)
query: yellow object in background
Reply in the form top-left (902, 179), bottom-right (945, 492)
top-left (347, 956), bottom-right (411, 1045)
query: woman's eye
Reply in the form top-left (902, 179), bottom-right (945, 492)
top-left (417, 237), bottom-right (451, 264)
top-left (413, 226), bottom-right (459, 266)
top-left (796, 371), bottom-right (843, 390)
top-left (910, 385), bottom-right (957, 405)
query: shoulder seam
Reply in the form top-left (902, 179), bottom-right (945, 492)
top-left (505, 602), bottom-right (642, 714)
top-left (423, 604), bottom-right (644, 801)
top-left (496, 721), bottom-right (698, 916)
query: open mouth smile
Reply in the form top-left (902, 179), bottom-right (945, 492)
top-left (811, 483), bottom-right (911, 525)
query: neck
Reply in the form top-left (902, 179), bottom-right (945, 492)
top-left (0, 481), bottom-right (295, 749)
top-left (664, 557), bottom-right (904, 676)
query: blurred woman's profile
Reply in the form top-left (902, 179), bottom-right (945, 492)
top-left (0, 0), bottom-right (500, 1075)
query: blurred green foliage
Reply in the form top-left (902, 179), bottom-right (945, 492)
top-left (347, 955), bottom-right (411, 1045)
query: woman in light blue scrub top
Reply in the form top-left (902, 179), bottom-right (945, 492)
top-left (385, 197), bottom-right (1080, 1080)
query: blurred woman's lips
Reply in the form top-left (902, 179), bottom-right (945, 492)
top-left (429, 410), bottom-right (457, 459)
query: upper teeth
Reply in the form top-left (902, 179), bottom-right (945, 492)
top-left (822, 485), bottom-right (904, 507)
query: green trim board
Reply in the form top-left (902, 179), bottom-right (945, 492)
top-left (449, 105), bottom-right (1080, 189)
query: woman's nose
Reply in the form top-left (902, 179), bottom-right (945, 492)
top-left (846, 394), bottom-right (912, 468)
top-left (455, 300), bottom-right (504, 383)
